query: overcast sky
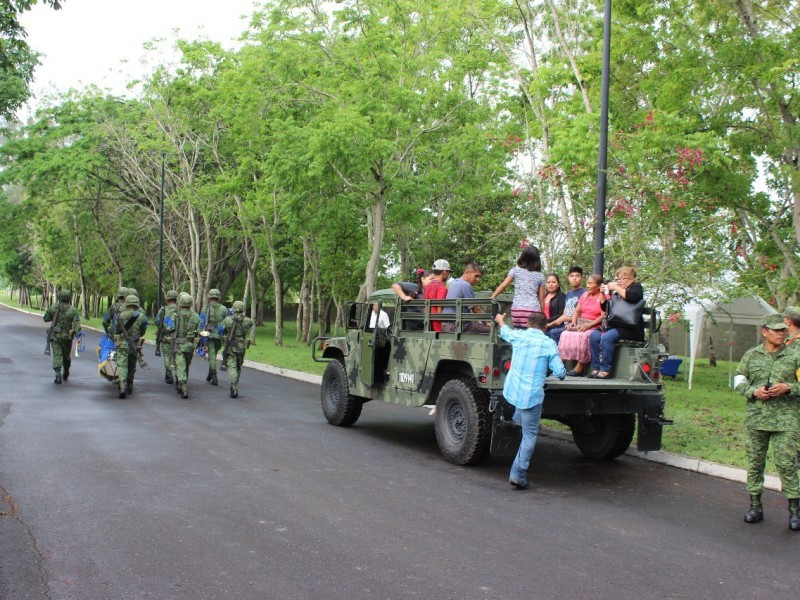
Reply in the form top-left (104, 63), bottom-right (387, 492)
top-left (20, 0), bottom-right (260, 106)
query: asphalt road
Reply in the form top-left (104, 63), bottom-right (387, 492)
top-left (1, 303), bottom-right (799, 600)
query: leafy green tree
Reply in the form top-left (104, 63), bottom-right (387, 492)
top-left (0, 0), bottom-right (63, 117)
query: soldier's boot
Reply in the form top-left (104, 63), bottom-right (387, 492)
top-left (127, 380), bottom-right (134, 396)
top-left (789, 499), bottom-right (800, 531)
top-left (118, 382), bottom-right (127, 399)
top-left (211, 371), bottom-right (218, 386)
top-left (165, 370), bottom-right (174, 385)
top-left (180, 384), bottom-right (189, 399)
top-left (54, 370), bottom-right (62, 384)
top-left (62, 366), bottom-right (70, 381)
top-left (744, 494), bottom-right (763, 523)
top-left (230, 385), bottom-right (238, 399)
top-left (206, 371), bottom-right (213, 382)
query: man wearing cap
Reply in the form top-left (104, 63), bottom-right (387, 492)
top-left (783, 306), bottom-right (800, 348)
top-left (734, 314), bottom-right (800, 531)
top-left (424, 259), bottom-right (452, 332)
top-left (156, 290), bottom-right (179, 384)
top-left (102, 287), bottom-right (129, 334)
top-left (201, 288), bottom-right (228, 386)
top-left (113, 295), bottom-right (148, 399)
top-left (43, 290), bottom-right (81, 384)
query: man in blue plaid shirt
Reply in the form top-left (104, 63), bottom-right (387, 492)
top-left (495, 311), bottom-right (566, 489)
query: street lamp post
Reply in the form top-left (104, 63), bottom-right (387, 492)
top-left (156, 155), bottom-right (165, 316)
top-left (593, 0), bottom-right (612, 277)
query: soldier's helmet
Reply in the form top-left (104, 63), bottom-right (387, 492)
top-left (125, 295), bottom-right (139, 307)
top-left (58, 290), bottom-right (71, 302)
top-left (178, 293), bottom-right (193, 308)
top-left (116, 287), bottom-right (128, 299)
top-left (166, 290), bottom-right (179, 301)
top-left (128, 288), bottom-right (139, 298)
top-left (208, 288), bottom-right (221, 300)
top-left (233, 301), bottom-right (245, 314)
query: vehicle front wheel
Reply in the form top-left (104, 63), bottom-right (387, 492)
top-left (321, 360), bottom-right (363, 427)
top-left (434, 378), bottom-right (491, 465)
top-left (571, 414), bottom-right (635, 459)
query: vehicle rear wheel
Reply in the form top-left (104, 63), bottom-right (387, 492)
top-left (321, 360), bottom-right (363, 427)
top-left (571, 414), bottom-right (635, 459)
top-left (434, 378), bottom-right (491, 465)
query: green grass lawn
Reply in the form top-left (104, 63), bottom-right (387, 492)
top-left (2, 290), bottom-right (760, 470)
top-left (659, 359), bottom-right (754, 470)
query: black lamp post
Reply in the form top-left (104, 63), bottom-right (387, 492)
top-left (156, 155), bottom-right (165, 316)
top-left (593, 0), bottom-right (612, 277)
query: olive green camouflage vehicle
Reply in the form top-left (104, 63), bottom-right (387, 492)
top-left (312, 290), bottom-right (671, 466)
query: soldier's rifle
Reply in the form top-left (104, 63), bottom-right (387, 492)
top-left (219, 316), bottom-right (240, 372)
top-left (117, 312), bottom-right (148, 368)
top-left (169, 314), bottom-right (181, 371)
top-left (44, 301), bottom-right (62, 356)
top-left (154, 307), bottom-right (165, 358)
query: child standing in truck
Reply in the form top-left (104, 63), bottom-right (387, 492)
top-left (491, 243), bottom-right (545, 328)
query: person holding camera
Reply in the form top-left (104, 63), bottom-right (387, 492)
top-left (734, 314), bottom-right (800, 531)
top-left (588, 266), bottom-right (644, 379)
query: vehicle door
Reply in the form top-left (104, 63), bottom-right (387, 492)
top-left (359, 301), bottom-right (381, 387)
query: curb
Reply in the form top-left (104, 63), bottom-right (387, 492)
top-left (3, 300), bottom-right (779, 492)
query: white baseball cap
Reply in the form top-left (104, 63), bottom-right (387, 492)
top-left (432, 259), bottom-right (452, 271)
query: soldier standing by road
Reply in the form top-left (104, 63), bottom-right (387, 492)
top-left (102, 287), bottom-right (128, 334)
top-left (734, 314), bottom-right (800, 531)
top-left (201, 288), bottom-right (228, 386)
top-left (155, 290), bottom-right (179, 384)
top-left (220, 301), bottom-right (254, 398)
top-left (113, 295), bottom-right (148, 399)
top-left (167, 292), bottom-right (201, 399)
top-left (43, 290), bottom-right (81, 384)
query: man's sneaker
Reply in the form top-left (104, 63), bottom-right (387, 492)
top-left (509, 479), bottom-right (529, 490)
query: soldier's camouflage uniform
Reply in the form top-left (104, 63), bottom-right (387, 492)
top-left (43, 291), bottom-right (81, 383)
top-left (156, 291), bottom-right (179, 383)
top-left (166, 296), bottom-right (201, 398)
top-left (735, 343), bottom-right (800, 499)
top-left (786, 329), bottom-right (800, 348)
top-left (103, 287), bottom-right (129, 334)
top-left (113, 297), bottom-right (148, 398)
top-left (220, 303), bottom-right (254, 398)
top-left (201, 291), bottom-right (228, 385)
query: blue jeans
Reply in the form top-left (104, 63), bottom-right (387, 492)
top-left (589, 328), bottom-right (621, 372)
top-left (510, 403), bottom-right (543, 486)
top-left (547, 325), bottom-right (566, 344)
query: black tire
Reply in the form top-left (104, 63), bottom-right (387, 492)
top-left (321, 360), bottom-right (363, 427)
top-left (571, 414), bottom-right (635, 459)
top-left (434, 378), bottom-right (491, 465)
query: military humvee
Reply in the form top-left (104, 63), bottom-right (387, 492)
top-left (312, 290), bottom-right (670, 466)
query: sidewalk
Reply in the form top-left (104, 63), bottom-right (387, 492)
top-left (7, 300), bottom-right (780, 492)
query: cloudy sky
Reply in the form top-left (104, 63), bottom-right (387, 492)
top-left (20, 0), bottom-right (261, 104)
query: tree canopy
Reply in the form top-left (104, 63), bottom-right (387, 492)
top-left (1, 0), bottom-right (797, 342)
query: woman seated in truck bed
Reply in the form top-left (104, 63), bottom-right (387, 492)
top-left (589, 266), bottom-right (644, 380)
top-left (557, 273), bottom-right (605, 377)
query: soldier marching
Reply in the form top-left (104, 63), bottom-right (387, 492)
top-left (201, 289), bottom-right (228, 386)
top-left (113, 294), bottom-right (148, 399)
top-left (165, 292), bottom-right (202, 399)
top-left (219, 300), bottom-right (254, 398)
top-left (43, 290), bottom-right (81, 384)
top-left (155, 290), bottom-right (180, 384)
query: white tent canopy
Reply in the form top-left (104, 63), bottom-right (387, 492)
top-left (684, 296), bottom-right (777, 389)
